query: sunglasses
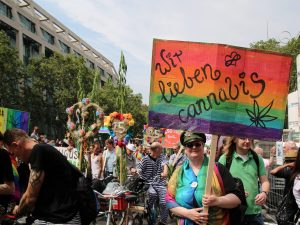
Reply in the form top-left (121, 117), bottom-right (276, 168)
top-left (185, 142), bottom-right (203, 148)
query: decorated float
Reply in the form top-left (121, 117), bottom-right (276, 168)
top-left (104, 112), bottom-right (134, 185)
top-left (66, 98), bottom-right (105, 171)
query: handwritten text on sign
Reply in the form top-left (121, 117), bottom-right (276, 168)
top-left (149, 39), bottom-right (292, 141)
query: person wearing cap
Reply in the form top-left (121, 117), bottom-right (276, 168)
top-left (125, 143), bottom-right (137, 175)
top-left (166, 131), bottom-right (242, 225)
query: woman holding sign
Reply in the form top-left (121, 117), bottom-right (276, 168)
top-left (166, 131), bottom-right (242, 225)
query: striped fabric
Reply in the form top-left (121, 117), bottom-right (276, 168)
top-left (137, 154), bottom-right (167, 186)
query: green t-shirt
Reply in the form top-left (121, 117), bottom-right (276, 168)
top-left (218, 151), bottom-right (266, 215)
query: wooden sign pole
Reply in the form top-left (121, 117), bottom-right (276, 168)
top-left (203, 134), bottom-right (218, 215)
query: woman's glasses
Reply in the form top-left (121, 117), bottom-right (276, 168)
top-left (185, 142), bottom-right (203, 148)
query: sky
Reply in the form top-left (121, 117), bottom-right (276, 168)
top-left (34, 0), bottom-right (300, 104)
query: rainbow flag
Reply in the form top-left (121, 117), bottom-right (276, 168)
top-left (0, 107), bottom-right (29, 133)
top-left (149, 39), bottom-right (292, 141)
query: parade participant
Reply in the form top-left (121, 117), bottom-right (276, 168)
top-left (219, 137), bottom-right (270, 225)
top-left (292, 149), bottom-right (300, 208)
top-left (138, 142), bottom-right (168, 225)
top-left (270, 141), bottom-right (297, 195)
top-left (135, 145), bottom-right (145, 161)
top-left (254, 146), bottom-right (275, 171)
top-left (166, 131), bottom-right (242, 225)
top-left (38, 133), bottom-right (47, 144)
top-left (125, 143), bottom-right (137, 175)
top-left (30, 126), bottom-right (39, 141)
top-left (0, 132), bottom-right (15, 220)
top-left (91, 141), bottom-right (103, 180)
top-left (3, 128), bottom-right (80, 224)
top-left (102, 138), bottom-right (116, 178)
top-left (168, 142), bottom-right (186, 170)
top-left (284, 140), bottom-right (298, 154)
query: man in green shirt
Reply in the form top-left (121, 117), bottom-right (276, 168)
top-left (219, 137), bottom-right (270, 225)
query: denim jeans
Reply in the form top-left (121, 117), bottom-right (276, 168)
top-left (241, 213), bottom-right (264, 225)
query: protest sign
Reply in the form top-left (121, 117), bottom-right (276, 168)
top-left (56, 147), bottom-right (79, 168)
top-left (149, 39), bottom-right (292, 141)
top-left (275, 141), bottom-right (284, 165)
top-left (162, 128), bottom-right (181, 148)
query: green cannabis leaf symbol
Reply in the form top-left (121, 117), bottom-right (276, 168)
top-left (245, 100), bottom-right (277, 128)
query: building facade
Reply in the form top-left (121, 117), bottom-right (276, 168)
top-left (0, 0), bottom-right (118, 86)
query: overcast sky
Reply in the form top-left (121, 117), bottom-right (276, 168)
top-left (34, 0), bottom-right (300, 104)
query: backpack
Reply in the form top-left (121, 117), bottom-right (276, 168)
top-left (225, 151), bottom-right (259, 225)
top-left (72, 165), bottom-right (99, 225)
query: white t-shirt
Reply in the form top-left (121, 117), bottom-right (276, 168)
top-left (293, 174), bottom-right (300, 208)
top-left (91, 153), bottom-right (101, 179)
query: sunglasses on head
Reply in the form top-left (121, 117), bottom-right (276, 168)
top-left (185, 142), bottom-right (203, 148)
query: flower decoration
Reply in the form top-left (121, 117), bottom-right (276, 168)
top-left (67, 121), bottom-right (76, 131)
top-left (66, 107), bottom-right (74, 115)
top-left (144, 126), bottom-right (166, 145)
top-left (106, 112), bottom-right (135, 147)
top-left (81, 98), bottom-right (91, 105)
top-left (79, 129), bottom-right (85, 137)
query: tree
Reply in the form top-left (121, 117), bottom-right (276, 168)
top-left (26, 53), bottom-right (94, 137)
top-left (251, 37), bottom-right (300, 129)
top-left (117, 51), bottom-right (127, 113)
top-left (250, 37), bottom-right (300, 92)
top-left (0, 31), bottom-right (26, 109)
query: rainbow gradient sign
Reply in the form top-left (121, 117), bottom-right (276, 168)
top-left (149, 39), bottom-right (292, 141)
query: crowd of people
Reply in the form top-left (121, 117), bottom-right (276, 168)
top-left (1, 126), bottom-right (300, 225)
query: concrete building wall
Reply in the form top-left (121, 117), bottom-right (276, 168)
top-left (0, 0), bottom-right (118, 85)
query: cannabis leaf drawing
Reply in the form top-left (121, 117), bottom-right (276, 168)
top-left (245, 100), bottom-right (277, 128)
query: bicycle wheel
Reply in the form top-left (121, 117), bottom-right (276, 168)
top-left (113, 211), bottom-right (127, 225)
top-left (130, 213), bottom-right (143, 225)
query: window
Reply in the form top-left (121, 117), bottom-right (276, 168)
top-left (74, 50), bottom-right (81, 57)
top-left (18, 13), bottom-right (36, 33)
top-left (41, 29), bottom-right (54, 45)
top-left (98, 66), bottom-right (105, 76)
top-left (23, 34), bottom-right (40, 65)
top-left (86, 59), bottom-right (94, 69)
top-left (59, 40), bottom-right (70, 53)
top-left (45, 47), bottom-right (53, 58)
top-left (0, 21), bottom-right (16, 47)
top-left (0, 1), bottom-right (12, 19)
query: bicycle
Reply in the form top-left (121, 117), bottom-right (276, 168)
top-left (94, 188), bottom-right (143, 225)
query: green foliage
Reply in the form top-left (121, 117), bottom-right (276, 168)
top-left (250, 38), bottom-right (300, 92)
top-left (0, 31), bottom-right (147, 138)
top-left (89, 70), bottom-right (101, 102)
top-left (93, 82), bottom-right (148, 137)
top-left (25, 53), bottom-right (94, 137)
top-left (0, 31), bottom-right (26, 109)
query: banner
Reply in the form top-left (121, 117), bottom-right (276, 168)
top-left (149, 39), bottom-right (292, 141)
top-left (56, 147), bottom-right (79, 168)
top-left (0, 108), bottom-right (7, 133)
top-left (0, 107), bottom-right (29, 133)
top-left (162, 129), bottom-right (181, 148)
